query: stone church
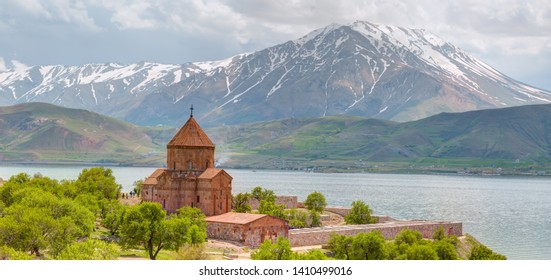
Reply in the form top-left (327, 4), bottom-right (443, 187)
top-left (141, 108), bottom-right (232, 216)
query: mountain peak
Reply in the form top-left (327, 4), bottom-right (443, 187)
top-left (1, 21), bottom-right (550, 127)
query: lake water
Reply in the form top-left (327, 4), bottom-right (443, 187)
top-left (1, 165), bottom-right (550, 260)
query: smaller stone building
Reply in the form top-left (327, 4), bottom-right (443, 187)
top-left (205, 212), bottom-right (289, 247)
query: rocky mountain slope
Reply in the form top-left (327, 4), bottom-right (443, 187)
top-left (1, 21), bottom-right (550, 127)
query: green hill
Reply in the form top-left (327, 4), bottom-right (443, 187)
top-left (3, 102), bottom-right (551, 173)
top-left (207, 104), bottom-right (551, 173)
top-left (0, 103), bottom-right (166, 165)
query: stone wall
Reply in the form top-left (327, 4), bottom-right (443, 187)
top-left (249, 196), bottom-right (298, 209)
top-left (207, 216), bottom-right (289, 248)
top-left (289, 220), bottom-right (462, 247)
top-left (324, 206), bottom-right (393, 223)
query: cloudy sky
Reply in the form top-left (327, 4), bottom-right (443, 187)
top-left (0, 0), bottom-right (550, 90)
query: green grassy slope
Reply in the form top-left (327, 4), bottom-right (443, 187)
top-left (0, 103), bottom-right (166, 165)
top-left (207, 104), bottom-right (551, 172)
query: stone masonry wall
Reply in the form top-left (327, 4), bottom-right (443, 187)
top-left (289, 221), bottom-right (462, 247)
top-left (249, 196), bottom-right (298, 209)
top-left (324, 206), bottom-right (393, 223)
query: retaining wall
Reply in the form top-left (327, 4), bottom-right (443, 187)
top-left (249, 195), bottom-right (298, 209)
top-left (289, 220), bottom-right (462, 247)
top-left (324, 206), bottom-right (393, 223)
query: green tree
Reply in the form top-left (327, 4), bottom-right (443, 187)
top-left (406, 244), bottom-right (439, 260)
top-left (0, 188), bottom-right (94, 257)
top-left (250, 236), bottom-right (293, 260)
top-left (258, 200), bottom-right (286, 219)
top-left (432, 226), bottom-right (446, 241)
top-left (294, 249), bottom-right (330, 260)
top-left (133, 179), bottom-right (143, 198)
top-left (344, 200), bottom-right (377, 224)
top-left (432, 240), bottom-right (458, 260)
top-left (56, 239), bottom-right (120, 260)
top-left (251, 186), bottom-right (275, 202)
top-left (350, 231), bottom-right (388, 260)
top-left (120, 202), bottom-right (169, 260)
top-left (469, 244), bottom-right (507, 260)
top-left (101, 200), bottom-right (127, 235)
top-left (120, 203), bottom-right (207, 260)
top-left (304, 191), bottom-right (327, 213)
top-left (395, 228), bottom-right (423, 247)
top-left (0, 245), bottom-right (33, 260)
top-left (309, 210), bottom-right (321, 227)
top-left (285, 208), bottom-right (307, 228)
top-left (75, 167), bottom-right (121, 200)
top-left (327, 234), bottom-right (354, 260)
top-left (233, 192), bottom-right (252, 213)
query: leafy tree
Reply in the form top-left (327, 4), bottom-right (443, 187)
top-left (345, 200), bottom-right (377, 224)
top-left (432, 226), bottom-right (447, 241)
top-left (250, 236), bottom-right (293, 260)
top-left (120, 202), bottom-right (169, 260)
top-left (0, 173), bottom-right (31, 206)
top-left (469, 244), bottom-right (507, 260)
top-left (350, 231), bottom-right (388, 260)
top-left (232, 192), bottom-right (252, 213)
top-left (101, 200), bottom-right (127, 235)
top-left (251, 186), bottom-right (275, 202)
top-left (395, 228), bottom-right (423, 247)
top-left (258, 200), bottom-right (286, 219)
top-left (75, 167), bottom-right (121, 200)
top-left (56, 239), bottom-right (120, 260)
top-left (406, 244), bottom-right (439, 260)
top-left (432, 240), bottom-right (458, 260)
top-left (175, 206), bottom-right (207, 229)
top-left (120, 203), bottom-right (207, 260)
top-left (310, 210), bottom-right (321, 227)
top-left (0, 245), bottom-right (33, 260)
top-left (0, 188), bottom-right (95, 257)
top-left (304, 191), bottom-right (327, 213)
top-left (294, 249), bottom-right (330, 260)
top-left (133, 179), bottom-right (143, 198)
top-left (285, 208), bottom-right (307, 228)
top-left (327, 234), bottom-right (354, 260)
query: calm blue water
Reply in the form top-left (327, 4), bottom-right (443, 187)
top-left (1, 165), bottom-right (550, 260)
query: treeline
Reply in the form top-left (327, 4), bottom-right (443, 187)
top-left (0, 168), bottom-right (207, 260)
top-left (251, 228), bottom-right (506, 260)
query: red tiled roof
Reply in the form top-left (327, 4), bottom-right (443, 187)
top-left (198, 168), bottom-right (222, 179)
top-left (168, 116), bottom-right (214, 147)
top-left (143, 168), bottom-right (165, 185)
top-left (205, 212), bottom-right (269, 225)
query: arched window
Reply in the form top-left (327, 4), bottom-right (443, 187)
top-left (189, 160), bottom-right (193, 170)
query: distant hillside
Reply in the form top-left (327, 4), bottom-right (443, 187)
top-left (0, 103), bottom-right (166, 165)
top-left (207, 104), bottom-right (551, 171)
top-left (3, 102), bottom-right (550, 172)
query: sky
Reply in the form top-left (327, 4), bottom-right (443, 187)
top-left (0, 0), bottom-right (550, 90)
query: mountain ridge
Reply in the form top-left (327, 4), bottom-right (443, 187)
top-left (1, 102), bottom-right (551, 173)
top-left (1, 21), bottom-right (550, 127)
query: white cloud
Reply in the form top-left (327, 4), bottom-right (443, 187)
top-left (7, 0), bottom-right (101, 31)
top-left (0, 57), bottom-right (8, 71)
top-left (0, 0), bottom-right (549, 89)
top-left (11, 60), bottom-right (29, 72)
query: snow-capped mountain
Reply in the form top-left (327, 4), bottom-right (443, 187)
top-left (1, 21), bottom-right (550, 127)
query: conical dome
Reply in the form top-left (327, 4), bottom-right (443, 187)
top-left (167, 116), bottom-right (214, 148)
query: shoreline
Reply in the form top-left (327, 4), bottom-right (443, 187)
top-left (1, 161), bottom-right (549, 178)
